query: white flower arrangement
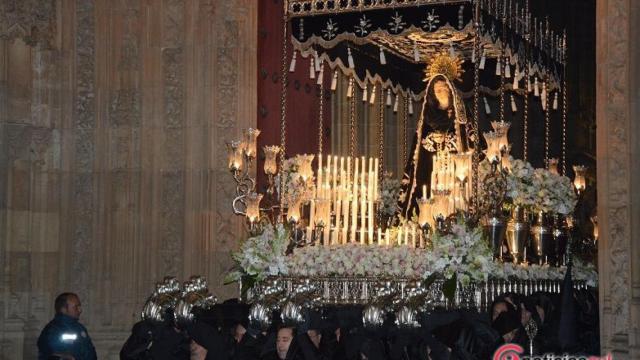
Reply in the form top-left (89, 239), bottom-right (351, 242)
top-left (531, 168), bottom-right (577, 215)
top-left (226, 221), bottom-right (598, 287)
top-left (480, 157), bottom-right (577, 215)
top-left (226, 223), bottom-right (290, 283)
top-left (430, 223), bottom-right (494, 286)
top-left (276, 155), bottom-right (316, 207)
top-left (379, 172), bottom-right (402, 219)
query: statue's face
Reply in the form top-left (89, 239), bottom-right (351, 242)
top-left (433, 80), bottom-right (451, 110)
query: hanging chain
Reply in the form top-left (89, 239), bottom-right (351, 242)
top-left (471, 0), bottom-right (481, 212)
top-left (318, 81), bottom-right (324, 155)
top-left (402, 95), bottom-right (408, 168)
top-left (523, 0), bottom-right (529, 161)
top-left (349, 77), bottom-right (357, 159)
top-left (561, 31), bottom-right (568, 176)
top-left (499, 7), bottom-right (506, 124)
top-left (544, 76), bottom-right (550, 164)
top-left (378, 85), bottom-right (384, 180)
top-left (279, 12), bottom-right (289, 206)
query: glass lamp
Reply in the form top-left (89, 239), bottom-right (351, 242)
top-left (453, 152), bottom-right (471, 182)
top-left (573, 165), bottom-right (587, 193)
top-left (314, 198), bottom-right (331, 227)
top-left (243, 128), bottom-right (261, 159)
top-left (547, 158), bottom-right (559, 175)
top-left (483, 131), bottom-right (502, 164)
top-left (263, 145), bottom-right (281, 175)
top-left (288, 198), bottom-right (302, 224)
top-left (417, 197), bottom-right (432, 229)
top-left (245, 192), bottom-right (263, 224)
top-left (297, 154), bottom-right (315, 182)
top-left (490, 120), bottom-right (511, 152)
top-left (226, 140), bottom-right (244, 172)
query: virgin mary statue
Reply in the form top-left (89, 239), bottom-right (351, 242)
top-left (398, 54), bottom-right (475, 219)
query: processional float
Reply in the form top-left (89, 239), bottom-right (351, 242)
top-left (144, 0), bottom-right (597, 333)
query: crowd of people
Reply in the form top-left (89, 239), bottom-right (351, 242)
top-left (37, 288), bottom-right (598, 360)
top-left (120, 289), bottom-right (598, 360)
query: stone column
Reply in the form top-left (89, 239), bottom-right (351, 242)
top-left (596, 0), bottom-right (640, 358)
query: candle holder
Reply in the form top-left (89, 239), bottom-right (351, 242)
top-left (263, 145), bottom-right (281, 195)
top-left (229, 152), bottom-right (257, 216)
top-left (573, 165), bottom-right (587, 194)
top-left (547, 158), bottom-right (559, 175)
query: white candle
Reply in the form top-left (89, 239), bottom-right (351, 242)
top-left (351, 158), bottom-right (359, 242)
top-left (335, 194), bottom-right (342, 243)
top-left (404, 226), bottom-right (409, 246)
top-left (361, 157), bottom-right (366, 242)
top-left (309, 199), bottom-right (315, 234)
top-left (326, 156), bottom-right (332, 200)
top-left (411, 226), bottom-right (416, 248)
top-left (385, 228), bottom-right (390, 246)
top-left (317, 154), bottom-right (323, 197)
top-left (397, 227), bottom-right (402, 246)
top-left (360, 197), bottom-right (366, 244)
top-left (306, 226), bottom-right (313, 244)
top-left (374, 157), bottom-right (379, 200)
top-left (430, 154), bottom-right (437, 194)
top-left (333, 155), bottom-right (338, 197)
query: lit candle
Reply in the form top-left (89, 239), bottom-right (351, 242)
top-left (317, 154), bottom-right (323, 197)
top-left (263, 145), bottom-right (280, 175)
top-left (404, 225), bottom-right (409, 246)
top-left (335, 191), bottom-right (342, 243)
top-left (333, 155), bottom-right (338, 198)
top-left (411, 226), bottom-right (416, 248)
top-left (430, 154), bottom-right (437, 194)
top-left (374, 157), bottom-right (379, 200)
top-left (351, 158), bottom-right (359, 242)
top-left (242, 128), bottom-right (261, 158)
top-left (361, 157), bottom-right (366, 242)
top-left (245, 192), bottom-right (263, 224)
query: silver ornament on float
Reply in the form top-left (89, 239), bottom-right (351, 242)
top-left (248, 302), bottom-right (272, 331)
top-left (280, 301), bottom-right (304, 325)
top-left (394, 305), bottom-right (420, 328)
top-left (142, 277), bottom-right (182, 324)
top-left (362, 304), bottom-right (385, 328)
top-left (175, 276), bottom-right (217, 326)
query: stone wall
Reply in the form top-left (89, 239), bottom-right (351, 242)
top-left (596, 0), bottom-right (640, 358)
top-left (0, 1), bottom-right (256, 358)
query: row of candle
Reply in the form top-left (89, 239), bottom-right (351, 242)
top-left (306, 224), bottom-right (429, 248)
top-left (301, 155), bottom-right (380, 245)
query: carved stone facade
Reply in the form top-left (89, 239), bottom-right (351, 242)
top-left (596, 0), bottom-right (640, 358)
top-left (0, 0), bottom-right (256, 358)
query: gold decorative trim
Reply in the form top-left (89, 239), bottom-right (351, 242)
top-left (286, 0), bottom-right (471, 18)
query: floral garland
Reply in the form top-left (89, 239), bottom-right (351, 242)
top-left (227, 221), bottom-right (598, 288)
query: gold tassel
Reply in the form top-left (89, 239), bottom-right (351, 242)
top-left (289, 50), bottom-right (297, 72)
top-left (369, 84), bottom-right (376, 105)
top-left (379, 47), bottom-right (386, 65)
top-left (331, 70), bottom-right (338, 91)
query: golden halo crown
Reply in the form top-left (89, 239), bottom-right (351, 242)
top-left (424, 53), bottom-right (464, 83)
